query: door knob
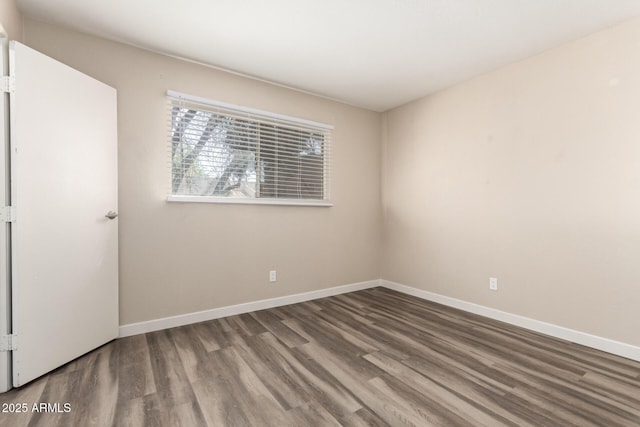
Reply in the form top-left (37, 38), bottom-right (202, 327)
top-left (105, 211), bottom-right (118, 220)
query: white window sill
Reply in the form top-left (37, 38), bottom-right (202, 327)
top-left (167, 195), bottom-right (333, 207)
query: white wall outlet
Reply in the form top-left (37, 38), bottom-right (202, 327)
top-left (489, 277), bottom-right (498, 291)
top-left (269, 270), bottom-right (277, 282)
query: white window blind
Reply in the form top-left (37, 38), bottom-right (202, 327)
top-left (167, 90), bottom-right (333, 206)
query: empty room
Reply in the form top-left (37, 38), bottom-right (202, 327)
top-left (1, 0), bottom-right (639, 426)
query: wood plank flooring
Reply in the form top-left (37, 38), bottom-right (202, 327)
top-left (1, 287), bottom-right (639, 426)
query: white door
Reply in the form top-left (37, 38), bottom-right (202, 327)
top-left (9, 41), bottom-right (118, 387)
top-left (0, 33), bottom-right (10, 393)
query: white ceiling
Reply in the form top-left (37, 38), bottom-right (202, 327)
top-left (16, 0), bottom-right (640, 111)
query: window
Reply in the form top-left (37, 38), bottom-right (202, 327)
top-left (167, 91), bottom-right (333, 206)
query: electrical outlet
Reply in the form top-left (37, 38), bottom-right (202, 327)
top-left (269, 270), bottom-right (277, 282)
top-left (489, 277), bottom-right (498, 291)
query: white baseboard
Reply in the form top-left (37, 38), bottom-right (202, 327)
top-left (380, 280), bottom-right (640, 362)
top-left (119, 279), bottom-right (381, 337)
top-left (119, 278), bottom-right (640, 363)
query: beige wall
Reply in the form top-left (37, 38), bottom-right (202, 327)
top-left (382, 17), bottom-right (640, 346)
top-left (0, 0), bottom-right (22, 40)
top-left (23, 19), bottom-right (382, 325)
top-left (19, 14), bottom-right (640, 348)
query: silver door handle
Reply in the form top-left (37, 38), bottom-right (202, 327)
top-left (105, 211), bottom-right (118, 220)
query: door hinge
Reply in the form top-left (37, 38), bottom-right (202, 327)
top-left (1, 76), bottom-right (15, 93)
top-left (0, 334), bottom-right (17, 352)
top-left (0, 206), bottom-right (15, 223)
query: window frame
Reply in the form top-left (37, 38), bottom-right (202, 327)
top-left (166, 90), bottom-right (333, 207)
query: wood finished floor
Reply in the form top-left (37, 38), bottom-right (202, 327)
top-left (1, 287), bottom-right (639, 426)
